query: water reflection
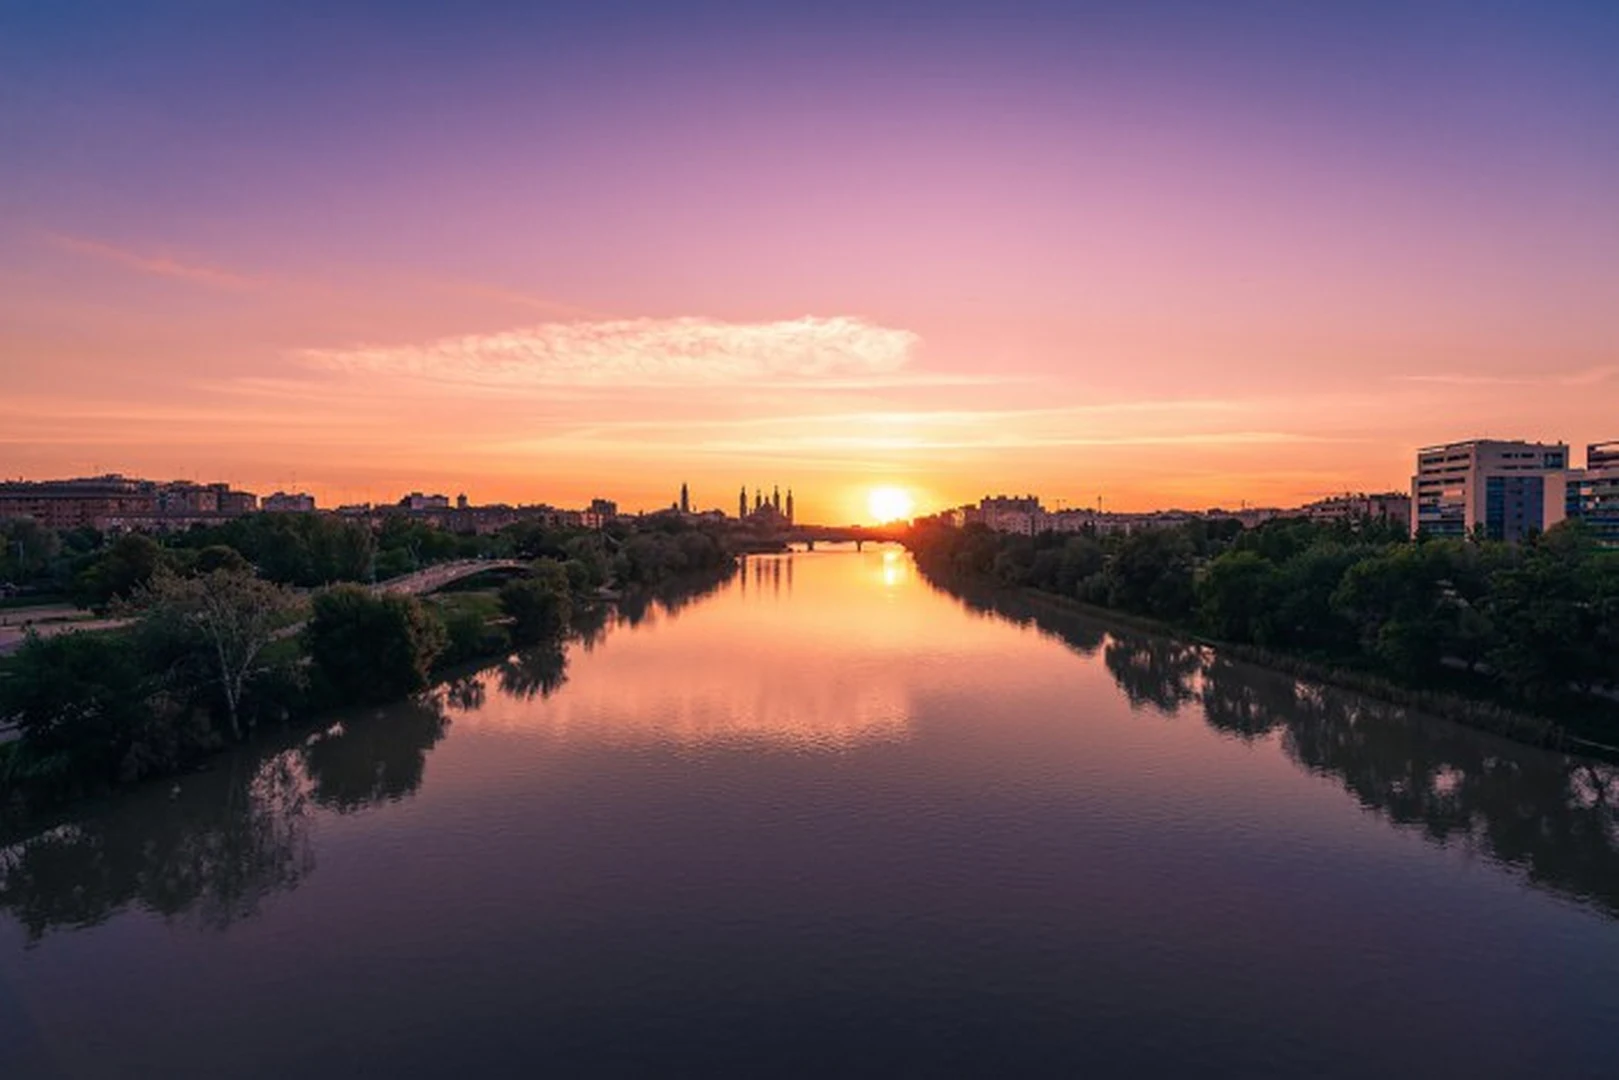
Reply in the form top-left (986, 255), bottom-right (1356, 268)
top-left (0, 747), bottom-right (314, 942)
top-left (304, 700), bottom-right (450, 814)
top-left (0, 569), bottom-right (737, 942)
top-left (0, 696), bottom-right (456, 942)
top-left (495, 646), bottom-right (570, 701)
top-left (933, 579), bottom-right (1619, 920)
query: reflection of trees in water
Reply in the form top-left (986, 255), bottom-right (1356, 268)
top-left (1102, 633), bottom-right (1203, 715)
top-left (929, 576), bottom-right (1619, 921)
top-left (497, 647), bottom-right (570, 701)
top-left (1273, 680), bottom-right (1619, 915)
top-left (0, 746), bottom-right (313, 942)
top-left (615, 566), bottom-right (737, 631)
top-left (1, 697), bottom-right (455, 942)
top-left (570, 602), bottom-right (613, 650)
top-left (302, 699), bottom-right (450, 813)
top-left (932, 579), bottom-right (1107, 658)
top-left (1199, 656), bottom-right (1286, 742)
top-left (444, 673), bottom-right (487, 713)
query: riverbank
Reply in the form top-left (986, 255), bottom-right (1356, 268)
top-left (932, 569), bottom-right (1619, 762)
top-left (0, 562), bottom-right (738, 817)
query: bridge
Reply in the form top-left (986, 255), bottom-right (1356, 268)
top-left (373, 559), bottom-right (534, 596)
top-left (746, 524), bottom-right (906, 552)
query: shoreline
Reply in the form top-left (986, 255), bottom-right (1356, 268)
top-left (0, 565), bottom-right (738, 818)
top-left (927, 569), bottom-right (1619, 764)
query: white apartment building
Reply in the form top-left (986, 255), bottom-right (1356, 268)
top-left (1411, 439), bottom-right (1571, 541)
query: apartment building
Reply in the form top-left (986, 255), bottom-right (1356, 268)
top-left (1567, 442), bottom-right (1619, 546)
top-left (1302, 492), bottom-right (1412, 530)
top-left (1411, 440), bottom-right (1571, 541)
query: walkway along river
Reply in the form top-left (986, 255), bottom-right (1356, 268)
top-left (3, 548), bottom-right (1617, 1077)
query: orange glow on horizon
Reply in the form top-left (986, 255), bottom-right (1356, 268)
top-left (866, 485), bottom-right (916, 524)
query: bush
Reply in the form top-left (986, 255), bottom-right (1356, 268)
top-left (304, 586), bottom-right (447, 705)
top-left (0, 631), bottom-right (212, 793)
top-left (437, 606), bottom-right (509, 667)
top-left (499, 563), bottom-right (573, 645)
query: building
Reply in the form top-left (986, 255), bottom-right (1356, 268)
top-left (1566, 441), bottom-right (1619, 546)
top-left (263, 491), bottom-right (317, 513)
top-left (735, 484), bottom-right (795, 526)
top-left (0, 475), bottom-right (156, 529)
top-left (0, 475), bottom-right (258, 531)
top-left (1301, 492), bottom-right (1412, 530)
top-left (977, 495), bottom-right (1044, 535)
top-left (1411, 439), bottom-right (1571, 541)
top-left (399, 492), bottom-right (451, 512)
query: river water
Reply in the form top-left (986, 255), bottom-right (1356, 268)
top-left (4, 548), bottom-right (1619, 1077)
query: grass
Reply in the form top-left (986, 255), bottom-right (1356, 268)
top-left (0, 594), bottom-right (70, 611)
top-left (425, 590), bottom-right (503, 622)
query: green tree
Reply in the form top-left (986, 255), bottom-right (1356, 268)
top-left (73, 532), bottom-right (167, 608)
top-left (192, 544), bottom-right (252, 575)
top-left (499, 562), bottom-right (573, 644)
top-left (1106, 529), bottom-right (1196, 618)
top-left (0, 631), bottom-right (208, 791)
top-left (0, 518), bottom-right (61, 585)
top-left (129, 568), bottom-right (301, 740)
top-left (1196, 550), bottom-right (1279, 642)
top-left (304, 586), bottom-right (447, 705)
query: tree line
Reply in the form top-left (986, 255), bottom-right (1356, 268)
top-left (906, 515), bottom-right (1619, 733)
top-left (1, 507), bottom-right (736, 610)
top-left (0, 517), bottom-right (734, 804)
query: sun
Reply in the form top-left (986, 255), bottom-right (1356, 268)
top-left (866, 485), bottom-right (915, 524)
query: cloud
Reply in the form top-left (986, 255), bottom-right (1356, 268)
top-left (300, 315), bottom-right (924, 388)
top-left (1394, 365), bottom-right (1616, 387)
top-left (43, 232), bottom-right (257, 291)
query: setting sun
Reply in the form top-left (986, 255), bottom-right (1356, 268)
top-left (866, 485), bottom-right (915, 524)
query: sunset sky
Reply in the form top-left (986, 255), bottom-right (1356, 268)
top-left (3, 1), bottom-right (1617, 523)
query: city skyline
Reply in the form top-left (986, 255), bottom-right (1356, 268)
top-left (4, 1), bottom-right (1619, 523)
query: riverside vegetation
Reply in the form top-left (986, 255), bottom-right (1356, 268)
top-left (0, 513), bottom-right (732, 805)
top-left (905, 514), bottom-right (1619, 750)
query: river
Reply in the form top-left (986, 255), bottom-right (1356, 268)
top-left (4, 548), bottom-right (1618, 1077)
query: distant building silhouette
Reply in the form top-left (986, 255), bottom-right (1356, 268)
top-left (680, 482), bottom-right (690, 514)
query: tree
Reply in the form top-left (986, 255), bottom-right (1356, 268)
top-left (192, 544), bottom-right (252, 575)
top-left (73, 532), bottom-right (167, 608)
top-left (499, 562), bottom-right (573, 644)
top-left (0, 517), bottom-right (61, 586)
top-left (1106, 529), bottom-right (1196, 619)
top-left (1196, 550), bottom-right (1279, 642)
top-left (303, 585), bottom-right (447, 705)
top-left (0, 631), bottom-right (197, 791)
top-left (130, 568), bottom-right (300, 740)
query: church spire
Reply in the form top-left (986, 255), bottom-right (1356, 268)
top-left (738, 485), bottom-right (747, 519)
top-left (680, 482), bottom-right (689, 514)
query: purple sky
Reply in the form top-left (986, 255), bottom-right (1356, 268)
top-left (3, 1), bottom-right (1617, 519)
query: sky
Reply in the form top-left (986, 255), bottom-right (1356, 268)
top-left (2, 0), bottom-right (1617, 523)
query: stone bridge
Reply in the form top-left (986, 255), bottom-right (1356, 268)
top-left (782, 524), bottom-right (905, 552)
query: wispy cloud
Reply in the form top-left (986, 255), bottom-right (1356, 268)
top-left (1394, 365), bottom-right (1616, 388)
top-left (300, 316), bottom-right (925, 388)
top-left (42, 231), bottom-right (258, 291)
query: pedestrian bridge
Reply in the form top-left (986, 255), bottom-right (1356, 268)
top-left (373, 559), bottom-right (534, 596)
